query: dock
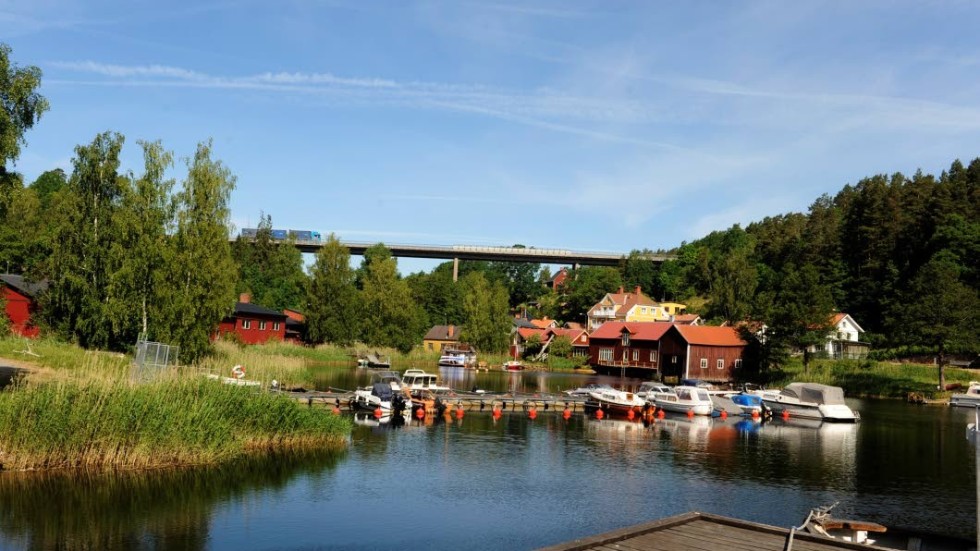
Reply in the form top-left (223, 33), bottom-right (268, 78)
top-left (282, 389), bottom-right (592, 412)
top-left (537, 511), bottom-right (888, 551)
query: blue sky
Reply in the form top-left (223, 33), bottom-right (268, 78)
top-left (5, 1), bottom-right (980, 274)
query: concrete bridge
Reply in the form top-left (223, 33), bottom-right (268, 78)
top-left (288, 240), bottom-right (673, 280)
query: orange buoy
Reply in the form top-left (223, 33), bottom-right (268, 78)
top-left (492, 408), bottom-right (502, 419)
top-left (374, 407), bottom-right (383, 418)
top-left (657, 409), bottom-right (665, 419)
top-left (528, 409), bottom-right (537, 420)
top-left (720, 410), bottom-right (728, 419)
top-left (595, 409), bottom-right (605, 420)
top-left (781, 410), bottom-right (790, 420)
top-left (751, 409), bottom-right (760, 419)
top-left (415, 407), bottom-right (425, 419)
top-left (686, 409), bottom-right (694, 418)
top-left (562, 408), bottom-right (572, 420)
top-left (332, 406), bottom-right (341, 415)
top-left (626, 409), bottom-right (635, 420)
top-left (455, 408), bottom-right (465, 420)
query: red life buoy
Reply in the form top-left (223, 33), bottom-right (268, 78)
top-left (232, 365), bottom-right (246, 379)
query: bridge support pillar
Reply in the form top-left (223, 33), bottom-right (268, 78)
top-left (453, 257), bottom-right (459, 282)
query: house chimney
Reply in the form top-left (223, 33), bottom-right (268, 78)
top-left (617, 286), bottom-right (624, 294)
top-left (239, 293), bottom-right (251, 304)
top-left (448, 325), bottom-right (454, 338)
top-left (634, 286), bottom-right (642, 295)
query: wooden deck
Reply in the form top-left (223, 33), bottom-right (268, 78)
top-left (537, 511), bottom-right (891, 551)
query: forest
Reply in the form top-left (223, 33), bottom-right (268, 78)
top-left (1, 43), bottom-right (977, 370)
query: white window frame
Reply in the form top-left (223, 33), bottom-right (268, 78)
top-left (734, 359), bottom-right (743, 369)
top-left (599, 348), bottom-right (614, 362)
top-left (650, 350), bottom-right (657, 362)
top-left (632, 350), bottom-right (639, 361)
top-left (717, 358), bottom-right (724, 370)
top-left (621, 333), bottom-right (630, 346)
top-left (274, 322), bottom-right (280, 331)
top-left (242, 319), bottom-right (251, 330)
top-left (700, 358), bottom-right (708, 369)
top-left (259, 321), bottom-right (267, 331)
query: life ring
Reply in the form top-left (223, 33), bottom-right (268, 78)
top-left (232, 365), bottom-right (246, 379)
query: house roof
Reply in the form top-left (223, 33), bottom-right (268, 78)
top-left (232, 301), bottom-right (288, 319)
top-left (589, 287), bottom-right (659, 318)
top-left (530, 317), bottom-right (556, 329)
top-left (673, 314), bottom-right (701, 325)
top-left (545, 327), bottom-right (589, 344)
top-left (423, 325), bottom-right (461, 341)
top-left (672, 325), bottom-right (746, 347)
top-left (590, 321), bottom-right (674, 341)
top-left (547, 267), bottom-right (567, 283)
top-left (0, 274), bottom-right (48, 298)
top-left (517, 327), bottom-right (546, 340)
top-left (831, 313), bottom-right (864, 333)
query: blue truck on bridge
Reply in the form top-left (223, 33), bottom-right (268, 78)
top-left (240, 228), bottom-right (322, 242)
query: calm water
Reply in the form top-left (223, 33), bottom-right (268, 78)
top-left (0, 367), bottom-right (975, 550)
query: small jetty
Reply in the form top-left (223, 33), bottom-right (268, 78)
top-left (537, 511), bottom-right (888, 551)
top-left (283, 388), bottom-right (591, 412)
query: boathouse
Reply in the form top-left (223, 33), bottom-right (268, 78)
top-left (659, 324), bottom-right (746, 383)
top-left (587, 321), bottom-right (673, 378)
top-left (0, 274), bottom-right (46, 338)
top-left (216, 294), bottom-right (287, 345)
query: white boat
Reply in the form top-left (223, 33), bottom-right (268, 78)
top-left (438, 352), bottom-right (471, 367)
top-left (760, 382), bottom-right (858, 422)
top-left (401, 369), bottom-right (451, 393)
top-left (637, 382), bottom-right (673, 400)
top-left (352, 371), bottom-right (412, 415)
top-left (651, 385), bottom-right (713, 416)
top-left (950, 382), bottom-right (980, 407)
top-left (565, 383), bottom-right (614, 397)
top-left (710, 391), bottom-right (764, 416)
top-left (587, 388), bottom-right (646, 415)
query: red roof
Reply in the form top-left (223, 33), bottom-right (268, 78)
top-left (517, 327), bottom-right (546, 340)
top-left (589, 287), bottom-right (659, 318)
top-left (590, 321), bottom-right (673, 341)
top-left (545, 327), bottom-right (589, 344)
top-left (673, 314), bottom-right (700, 324)
top-left (672, 325), bottom-right (745, 346)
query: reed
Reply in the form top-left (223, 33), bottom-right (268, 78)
top-left (764, 358), bottom-right (976, 399)
top-left (0, 376), bottom-right (351, 472)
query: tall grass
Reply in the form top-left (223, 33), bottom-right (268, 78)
top-left (0, 376), bottom-right (351, 471)
top-left (764, 358), bottom-right (976, 399)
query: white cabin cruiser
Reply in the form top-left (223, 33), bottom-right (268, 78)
top-left (949, 382), bottom-right (980, 407)
top-left (760, 382), bottom-right (858, 422)
top-left (586, 388), bottom-right (646, 415)
top-left (401, 369), bottom-right (451, 393)
top-left (352, 371), bottom-right (412, 415)
top-left (636, 382), bottom-right (673, 400)
top-left (651, 385), bottom-right (713, 416)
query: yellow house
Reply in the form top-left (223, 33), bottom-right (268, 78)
top-left (423, 324), bottom-right (461, 352)
top-left (660, 302), bottom-right (687, 317)
top-left (587, 286), bottom-right (669, 331)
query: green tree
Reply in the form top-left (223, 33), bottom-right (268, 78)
top-left (896, 253), bottom-right (980, 391)
top-left (29, 168), bottom-right (66, 209)
top-left (621, 250), bottom-right (657, 297)
top-left (707, 247), bottom-right (758, 324)
top-left (406, 261), bottom-right (464, 328)
top-left (0, 43), bottom-right (49, 218)
top-left (549, 335), bottom-right (573, 359)
top-left (232, 213), bottom-right (307, 311)
top-left (109, 140), bottom-right (176, 342)
top-left (159, 140), bottom-right (238, 362)
top-left (307, 233), bottom-right (361, 345)
top-left (768, 264), bottom-right (835, 374)
top-left (360, 244), bottom-right (424, 353)
top-left (561, 266), bottom-right (622, 324)
top-left (44, 132), bottom-right (126, 349)
top-left (458, 271), bottom-right (510, 354)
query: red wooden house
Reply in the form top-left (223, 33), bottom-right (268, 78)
top-left (216, 294), bottom-right (287, 345)
top-left (1, 274), bottom-right (46, 338)
top-left (658, 325), bottom-right (746, 383)
top-left (543, 327), bottom-right (590, 358)
top-left (588, 322), bottom-right (747, 382)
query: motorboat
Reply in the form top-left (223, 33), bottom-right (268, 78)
top-left (949, 382), bottom-right (980, 407)
top-left (357, 352), bottom-right (391, 369)
top-left (760, 382), bottom-right (858, 422)
top-left (438, 352), bottom-right (471, 367)
top-left (400, 369), bottom-right (451, 393)
top-left (502, 360), bottom-right (524, 371)
top-left (352, 371), bottom-right (412, 415)
top-left (650, 385), bottom-right (713, 416)
top-left (586, 388), bottom-right (646, 415)
top-left (637, 382), bottom-right (673, 400)
top-left (710, 391), bottom-right (764, 416)
top-left (564, 383), bottom-right (613, 397)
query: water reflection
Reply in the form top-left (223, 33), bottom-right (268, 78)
top-left (0, 451), bottom-right (345, 551)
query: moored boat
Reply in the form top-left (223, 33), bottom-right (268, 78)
top-left (565, 383), bottom-right (613, 397)
top-left (710, 391), bottom-right (764, 416)
top-left (760, 382), bottom-right (858, 422)
top-left (949, 381), bottom-right (980, 407)
top-left (503, 360), bottom-right (524, 371)
top-left (401, 369), bottom-right (451, 393)
top-left (651, 385), bottom-right (713, 416)
top-left (586, 388), bottom-right (645, 415)
top-left (352, 371), bottom-right (412, 415)
top-left (636, 381), bottom-right (672, 400)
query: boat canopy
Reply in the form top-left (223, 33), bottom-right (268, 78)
top-left (781, 383), bottom-right (846, 405)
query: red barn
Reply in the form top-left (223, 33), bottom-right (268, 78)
top-left (216, 294), bottom-right (287, 345)
top-left (659, 325), bottom-right (746, 384)
top-left (1, 274), bottom-right (46, 338)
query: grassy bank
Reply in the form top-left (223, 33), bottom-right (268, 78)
top-left (762, 358), bottom-right (975, 400)
top-left (0, 376), bottom-right (351, 471)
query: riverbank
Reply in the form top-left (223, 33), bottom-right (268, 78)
top-left (0, 338), bottom-right (352, 472)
